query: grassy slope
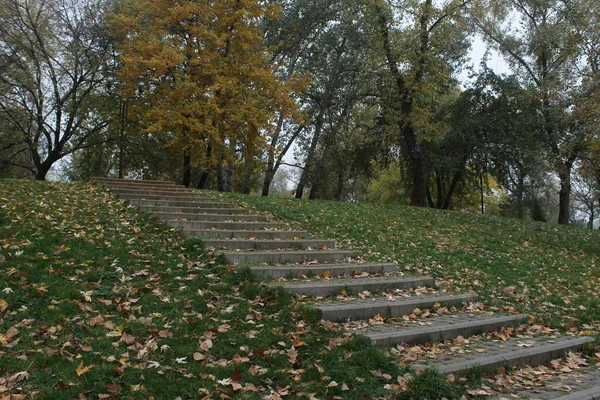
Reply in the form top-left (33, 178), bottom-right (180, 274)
top-left (2, 180), bottom-right (461, 400)
top-left (1, 180), bottom-right (598, 399)
top-left (217, 192), bottom-right (600, 331)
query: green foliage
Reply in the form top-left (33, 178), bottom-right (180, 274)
top-left (530, 197), bottom-right (548, 222)
top-left (400, 368), bottom-right (460, 400)
top-left (368, 163), bottom-right (408, 204)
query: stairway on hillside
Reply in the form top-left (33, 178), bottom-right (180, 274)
top-left (94, 177), bottom-right (599, 399)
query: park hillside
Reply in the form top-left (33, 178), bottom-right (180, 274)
top-left (0, 0), bottom-right (599, 229)
top-left (0, 179), bottom-right (599, 399)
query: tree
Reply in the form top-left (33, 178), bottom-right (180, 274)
top-left (111, 0), bottom-right (297, 189)
top-left (259, 0), bottom-right (331, 197)
top-left (476, 0), bottom-right (588, 224)
top-left (0, 0), bottom-right (113, 180)
top-left (366, 0), bottom-right (473, 206)
top-left (571, 171), bottom-right (598, 229)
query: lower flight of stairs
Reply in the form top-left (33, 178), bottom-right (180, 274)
top-left (94, 177), bottom-right (598, 399)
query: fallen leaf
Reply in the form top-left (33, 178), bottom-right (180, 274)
top-left (200, 339), bottom-right (213, 351)
top-left (76, 361), bottom-right (93, 377)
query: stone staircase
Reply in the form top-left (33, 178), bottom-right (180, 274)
top-left (94, 178), bottom-right (599, 399)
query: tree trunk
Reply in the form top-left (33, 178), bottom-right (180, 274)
top-left (295, 119), bottom-right (323, 199)
top-left (407, 143), bottom-right (429, 207)
top-left (34, 153), bottom-right (58, 181)
top-left (224, 163), bottom-right (233, 192)
top-left (334, 170), bottom-right (344, 201)
top-left (242, 168), bottom-right (252, 195)
top-left (557, 162), bottom-right (572, 225)
top-left (442, 170), bottom-right (462, 210)
top-left (197, 171), bottom-right (209, 189)
top-left (216, 157), bottom-right (225, 192)
top-left (262, 125), bottom-right (304, 197)
top-left (35, 165), bottom-right (51, 180)
top-left (183, 151), bottom-right (191, 188)
top-left (435, 170), bottom-right (443, 208)
top-left (427, 188), bottom-right (435, 208)
top-left (309, 138), bottom-right (332, 200)
top-left (516, 171), bottom-right (525, 219)
top-left (262, 167), bottom-right (274, 196)
top-left (480, 171), bottom-right (485, 215)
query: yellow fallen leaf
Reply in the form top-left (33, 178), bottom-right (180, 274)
top-left (76, 361), bottom-right (93, 376)
top-left (0, 298), bottom-right (7, 312)
top-left (291, 337), bottom-right (306, 347)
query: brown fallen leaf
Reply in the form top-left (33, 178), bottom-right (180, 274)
top-left (200, 339), bottom-right (213, 351)
top-left (287, 348), bottom-right (298, 364)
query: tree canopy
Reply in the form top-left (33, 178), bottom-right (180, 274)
top-left (2, 0), bottom-right (599, 226)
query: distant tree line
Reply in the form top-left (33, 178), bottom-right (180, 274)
top-left (1, 0), bottom-right (598, 225)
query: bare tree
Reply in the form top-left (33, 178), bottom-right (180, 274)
top-left (0, 0), bottom-right (112, 180)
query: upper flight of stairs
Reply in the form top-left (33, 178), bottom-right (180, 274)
top-left (94, 177), bottom-right (598, 399)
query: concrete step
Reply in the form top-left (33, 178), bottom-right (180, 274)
top-left (250, 263), bottom-right (397, 279)
top-left (317, 292), bottom-right (478, 322)
top-left (150, 212), bottom-right (268, 222)
top-left (202, 239), bottom-right (335, 251)
top-left (490, 366), bottom-right (600, 400)
top-left (93, 177), bottom-right (179, 187)
top-left (141, 205), bottom-right (251, 215)
top-left (109, 189), bottom-right (212, 199)
top-left (117, 193), bottom-right (218, 202)
top-left (272, 276), bottom-right (434, 297)
top-left (553, 386), bottom-right (600, 400)
top-left (363, 313), bottom-right (528, 347)
top-left (415, 335), bottom-right (595, 376)
top-left (167, 220), bottom-right (288, 231)
top-left (179, 229), bottom-right (309, 240)
top-left (127, 199), bottom-right (232, 208)
top-left (100, 184), bottom-right (197, 193)
top-left (224, 249), bottom-right (362, 265)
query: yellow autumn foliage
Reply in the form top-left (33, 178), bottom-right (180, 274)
top-left (110, 0), bottom-right (298, 171)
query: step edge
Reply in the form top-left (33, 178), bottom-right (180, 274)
top-left (434, 336), bottom-right (595, 375)
top-left (364, 314), bottom-right (529, 341)
top-left (551, 385), bottom-right (600, 400)
top-left (272, 276), bottom-right (435, 289)
top-left (316, 293), bottom-right (478, 311)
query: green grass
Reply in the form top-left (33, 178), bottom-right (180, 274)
top-left (216, 192), bottom-right (600, 332)
top-left (0, 180), bottom-right (460, 399)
